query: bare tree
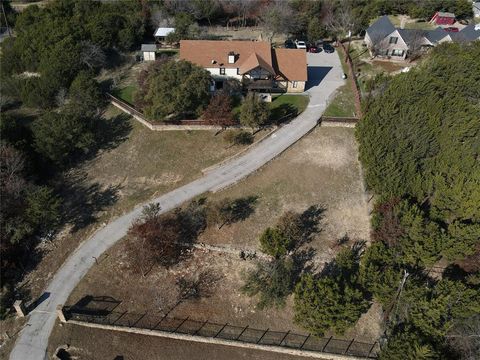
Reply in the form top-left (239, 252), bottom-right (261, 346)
top-left (79, 41), bottom-right (106, 70)
top-left (447, 315), bottom-right (480, 360)
top-left (259, 0), bottom-right (295, 41)
top-left (322, 0), bottom-right (356, 40)
top-left (406, 30), bottom-right (426, 61)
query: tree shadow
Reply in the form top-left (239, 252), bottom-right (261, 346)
top-left (58, 171), bottom-right (120, 232)
top-left (292, 247), bottom-right (317, 280)
top-left (91, 112), bottom-right (132, 155)
top-left (228, 195), bottom-right (259, 223)
top-left (269, 103), bottom-right (297, 125)
top-left (296, 205), bottom-right (326, 249)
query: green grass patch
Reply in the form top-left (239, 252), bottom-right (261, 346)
top-left (112, 85), bottom-right (137, 106)
top-left (269, 94), bottom-right (309, 123)
top-left (324, 84), bottom-right (357, 117)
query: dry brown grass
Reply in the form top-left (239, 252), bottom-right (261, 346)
top-left (61, 126), bottom-right (378, 352)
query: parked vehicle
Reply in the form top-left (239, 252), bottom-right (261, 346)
top-left (295, 40), bottom-right (307, 50)
top-left (308, 46), bottom-right (319, 53)
top-left (284, 39), bottom-right (296, 49)
top-left (322, 42), bottom-right (335, 53)
top-left (444, 27), bottom-right (459, 32)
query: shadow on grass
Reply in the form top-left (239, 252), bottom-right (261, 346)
top-left (269, 103), bottom-right (298, 125)
top-left (59, 171), bottom-right (121, 232)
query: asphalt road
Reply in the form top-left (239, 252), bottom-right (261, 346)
top-left (9, 51), bottom-right (345, 360)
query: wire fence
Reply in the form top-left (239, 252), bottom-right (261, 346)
top-left (64, 307), bottom-right (379, 358)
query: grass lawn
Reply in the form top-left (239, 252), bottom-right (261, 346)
top-left (112, 85), bottom-right (137, 106)
top-left (63, 127), bottom-right (379, 346)
top-left (324, 47), bottom-right (357, 117)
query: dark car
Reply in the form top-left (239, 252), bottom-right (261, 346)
top-left (322, 42), bottom-right (335, 53)
top-left (284, 39), bottom-right (296, 49)
top-left (308, 46), bottom-right (320, 53)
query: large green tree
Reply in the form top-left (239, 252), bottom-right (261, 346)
top-left (294, 247), bottom-right (369, 336)
top-left (143, 60), bottom-right (211, 120)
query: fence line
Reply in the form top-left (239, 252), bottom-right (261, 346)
top-left (61, 307), bottom-right (379, 359)
top-left (337, 42), bottom-right (363, 118)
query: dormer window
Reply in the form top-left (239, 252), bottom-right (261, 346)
top-left (228, 51), bottom-right (236, 64)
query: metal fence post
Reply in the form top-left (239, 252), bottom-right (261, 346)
top-left (214, 323), bottom-right (228, 338)
top-left (300, 334), bottom-right (311, 349)
top-left (367, 341), bottom-right (378, 358)
top-left (279, 330), bottom-right (290, 346)
top-left (322, 336), bottom-right (332, 352)
top-left (236, 325), bottom-right (249, 340)
top-left (194, 320), bottom-right (209, 335)
top-left (257, 328), bottom-right (269, 344)
top-left (344, 338), bottom-right (355, 354)
top-left (172, 317), bottom-right (189, 333)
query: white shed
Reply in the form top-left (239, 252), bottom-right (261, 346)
top-left (141, 44), bottom-right (157, 61)
top-left (154, 27), bottom-right (175, 41)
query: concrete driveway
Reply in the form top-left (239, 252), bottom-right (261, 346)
top-left (9, 50), bottom-right (345, 360)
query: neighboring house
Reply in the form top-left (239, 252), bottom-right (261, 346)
top-left (473, 2), bottom-right (480, 18)
top-left (365, 16), bottom-right (480, 61)
top-left (430, 12), bottom-right (456, 25)
top-left (141, 44), bottom-right (157, 61)
top-left (179, 40), bottom-right (307, 93)
top-left (154, 27), bottom-right (175, 42)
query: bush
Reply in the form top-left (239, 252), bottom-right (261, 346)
top-left (239, 92), bottom-right (270, 128)
top-left (259, 227), bottom-right (292, 258)
top-left (241, 257), bottom-right (295, 309)
top-left (223, 130), bottom-right (253, 145)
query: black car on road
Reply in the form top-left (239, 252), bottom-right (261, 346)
top-left (284, 39), bottom-right (296, 49)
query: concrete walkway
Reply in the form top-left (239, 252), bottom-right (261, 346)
top-left (9, 52), bottom-right (345, 360)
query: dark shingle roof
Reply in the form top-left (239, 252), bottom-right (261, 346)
top-left (425, 27), bottom-right (449, 43)
top-left (397, 29), bottom-right (428, 46)
top-left (366, 16), bottom-right (396, 41)
top-left (458, 24), bottom-right (480, 42)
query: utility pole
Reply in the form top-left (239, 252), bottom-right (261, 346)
top-left (1, 1), bottom-right (11, 37)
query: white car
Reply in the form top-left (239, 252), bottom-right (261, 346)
top-left (295, 40), bottom-right (307, 50)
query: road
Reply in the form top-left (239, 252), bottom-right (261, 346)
top-left (9, 51), bottom-right (344, 360)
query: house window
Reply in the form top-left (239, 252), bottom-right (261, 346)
top-left (391, 49), bottom-right (404, 57)
top-left (237, 68), bottom-right (240, 75)
top-left (220, 68), bottom-right (225, 75)
top-left (292, 81), bottom-right (298, 88)
top-left (389, 36), bottom-right (398, 44)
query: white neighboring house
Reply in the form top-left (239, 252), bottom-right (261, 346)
top-left (154, 27), bottom-right (175, 41)
top-left (141, 44), bottom-right (157, 61)
top-left (365, 16), bottom-right (480, 61)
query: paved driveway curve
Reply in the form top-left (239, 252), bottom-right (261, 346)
top-left (9, 52), bottom-right (344, 360)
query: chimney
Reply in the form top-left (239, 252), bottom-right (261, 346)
top-left (228, 51), bottom-right (236, 64)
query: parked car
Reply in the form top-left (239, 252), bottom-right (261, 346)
top-left (444, 27), bottom-right (459, 32)
top-left (322, 42), bottom-right (335, 53)
top-left (295, 40), bottom-right (307, 50)
top-left (284, 39), bottom-right (295, 49)
top-left (308, 45), bottom-right (319, 53)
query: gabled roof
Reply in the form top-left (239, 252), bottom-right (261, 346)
top-left (425, 27), bottom-right (450, 43)
top-left (366, 16), bottom-right (396, 42)
top-left (435, 12), bottom-right (455, 18)
top-left (141, 44), bottom-right (157, 52)
top-left (154, 27), bottom-right (175, 37)
top-left (397, 29), bottom-right (429, 46)
top-left (272, 49), bottom-right (308, 81)
top-left (179, 40), bottom-right (273, 70)
top-left (457, 24), bottom-right (480, 42)
top-left (239, 52), bottom-right (275, 75)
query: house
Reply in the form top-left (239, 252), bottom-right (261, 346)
top-left (430, 12), bottom-right (456, 25)
top-left (365, 16), bottom-right (480, 61)
top-left (473, 2), bottom-right (480, 18)
top-left (141, 44), bottom-right (157, 61)
top-left (154, 27), bottom-right (175, 42)
top-left (179, 40), bottom-right (307, 93)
